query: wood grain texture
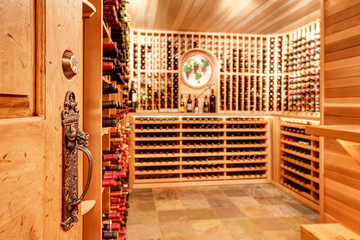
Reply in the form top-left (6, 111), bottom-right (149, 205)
top-left (0, 0), bottom-right (35, 117)
top-left (127, 0), bottom-right (320, 34)
top-left (83, 0), bottom-right (102, 238)
top-left (323, 0), bottom-right (360, 233)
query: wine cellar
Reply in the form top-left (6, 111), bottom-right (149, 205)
top-left (2, 0), bottom-right (360, 239)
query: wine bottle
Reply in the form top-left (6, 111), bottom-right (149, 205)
top-left (103, 82), bottom-right (118, 94)
top-left (103, 100), bottom-right (119, 109)
top-left (128, 80), bottom-right (137, 112)
top-left (179, 94), bottom-right (185, 113)
top-left (102, 117), bottom-right (119, 127)
top-left (160, 91), bottom-right (165, 108)
top-left (194, 97), bottom-right (199, 113)
top-left (203, 96), bottom-right (209, 113)
top-left (187, 94), bottom-right (192, 113)
top-left (210, 89), bottom-right (216, 113)
top-left (102, 231), bottom-right (118, 239)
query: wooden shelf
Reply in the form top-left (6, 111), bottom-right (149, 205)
top-left (301, 223), bottom-right (360, 240)
top-left (135, 161), bottom-right (181, 166)
top-left (281, 130), bottom-right (319, 141)
top-left (102, 20), bottom-right (112, 41)
top-left (102, 128), bottom-right (109, 136)
top-left (130, 116), bottom-right (270, 187)
top-left (281, 140), bottom-right (319, 152)
top-left (225, 174), bottom-right (267, 180)
top-left (102, 76), bottom-right (112, 84)
top-left (281, 148), bottom-right (319, 162)
top-left (281, 164), bottom-right (319, 184)
top-left (135, 145), bottom-right (180, 150)
top-left (281, 156), bottom-right (318, 172)
top-left (306, 125), bottom-right (360, 166)
top-left (306, 125), bottom-right (360, 144)
top-left (81, 200), bottom-right (96, 215)
top-left (279, 120), bottom-right (321, 209)
top-left (225, 128), bottom-right (267, 132)
top-left (281, 180), bottom-right (317, 204)
top-left (82, 0), bottom-right (96, 18)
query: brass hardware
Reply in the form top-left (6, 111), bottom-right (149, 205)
top-left (62, 50), bottom-right (79, 79)
top-left (61, 91), bottom-right (93, 231)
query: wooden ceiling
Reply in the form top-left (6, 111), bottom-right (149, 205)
top-left (127, 0), bottom-right (321, 34)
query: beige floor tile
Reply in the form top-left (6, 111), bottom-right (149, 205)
top-left (181, 198), bottom-right (211, 209)
top-left (126, 223), bottom-right (161, 240)
top-left (154, 191), bottom-right (179, 201)
top-left (264, 204), bottom-right (301, 217)
top-left (130, 191), bottom-right (155, 201)
top-left (263, 230), bottom-right (300, 240)
top-left (243, 186), bottom-right (272, 197)
top-left (127, 210), bottom-right (158, 225)
top-left (278, 216), bottom-right (311, 231)
top-left (222, 188), bottom-right (248, 197)
top-left (131, 200), bottom-right (157, 212)
top-left (127, 184), bottom-right (319, 240)
top-left (212, 206), bottom-right (246, 219)
top-left (200, 188), bottom-right (227, 198)
top-left (237, 206), bottom-right (273, 218)
top-left (253, 196), bottom-right (282, 205)
top-left (221, 218), bottom-right (261, 234)
top-left (250, 217), bottom-right (290, 231)
top-left (288, 203), bottom-right (318, 215)
top-left (207, 197), bottom-right (235, 207)
top-left (230, 232), bottom-right (269, 240)
top-left (178, 191), bottom-right (204, 200)
top-left (163, 236), bottom-right (197, 240)
top-left (158, 210), bottom-right (189, 223)
top-left (153, 187), bottom-right (177, 193)
top-left (196, 232), bottom-right (233, 240)
top-left (186, 208), bottom-right (217, 220)
top-left (191, 219), bottom-right (230, 236)
top-left (155, 200), bottom-right (185, 211)
top-left (160, 220), bottom-right (195, 239)
top-left (230, 196), bottom-right (262, 207)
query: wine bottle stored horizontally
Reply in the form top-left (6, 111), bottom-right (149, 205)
top-left (102, 117), bottom-right (119, 127)
top-left (103, 82), bottom-right (118, 94)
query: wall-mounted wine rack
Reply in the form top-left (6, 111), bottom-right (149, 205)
top-left (129, 116), bottom-right (270, 187)
top-left (279, 118), bottom-right (320, 208)
top-left (130, 20), bottom-right (320, 117)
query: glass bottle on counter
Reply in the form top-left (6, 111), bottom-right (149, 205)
top-left (194, 97), bottom-right (199, 113)
top-left (203, 96), bottom-right (209, 113)
top-left (210, 89), bottom-right (216, 113)
top-left (187, 94), bottom-right (192, 113)
top-left (179, 94), bottom-right (185, 113)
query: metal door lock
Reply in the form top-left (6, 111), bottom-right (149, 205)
top-left (62, 50), bottom-right (79, 79)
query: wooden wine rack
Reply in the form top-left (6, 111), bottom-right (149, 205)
top-left (130, 19), bottom-right (320, 118)
top-left (279, 118), bottom-right (320, 209)
top-left (129, 116), bottom-right (270, 188)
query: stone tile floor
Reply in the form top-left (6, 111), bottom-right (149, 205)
top-left (126, 183), bottom-right (319, 240)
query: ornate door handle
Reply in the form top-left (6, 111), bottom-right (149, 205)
top-left (61, 91), bottom-right (93, 231)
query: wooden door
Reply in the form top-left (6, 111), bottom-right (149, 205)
top-left (0, 0), bottom-right (84, 239)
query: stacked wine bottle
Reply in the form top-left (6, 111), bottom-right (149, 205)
top-left (102, 1), bottom-right (133, 239)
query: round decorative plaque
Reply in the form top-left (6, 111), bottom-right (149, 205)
top-left (181, 52), bottom-right (213, 89)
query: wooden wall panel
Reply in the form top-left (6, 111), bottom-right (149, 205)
top-left (322, 0), bottom-right (360, 234)
top-left (128, 0), bottom-right (320, 34)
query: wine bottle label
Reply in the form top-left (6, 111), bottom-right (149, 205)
top-left (132, 93), bottom-right (137, 102)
